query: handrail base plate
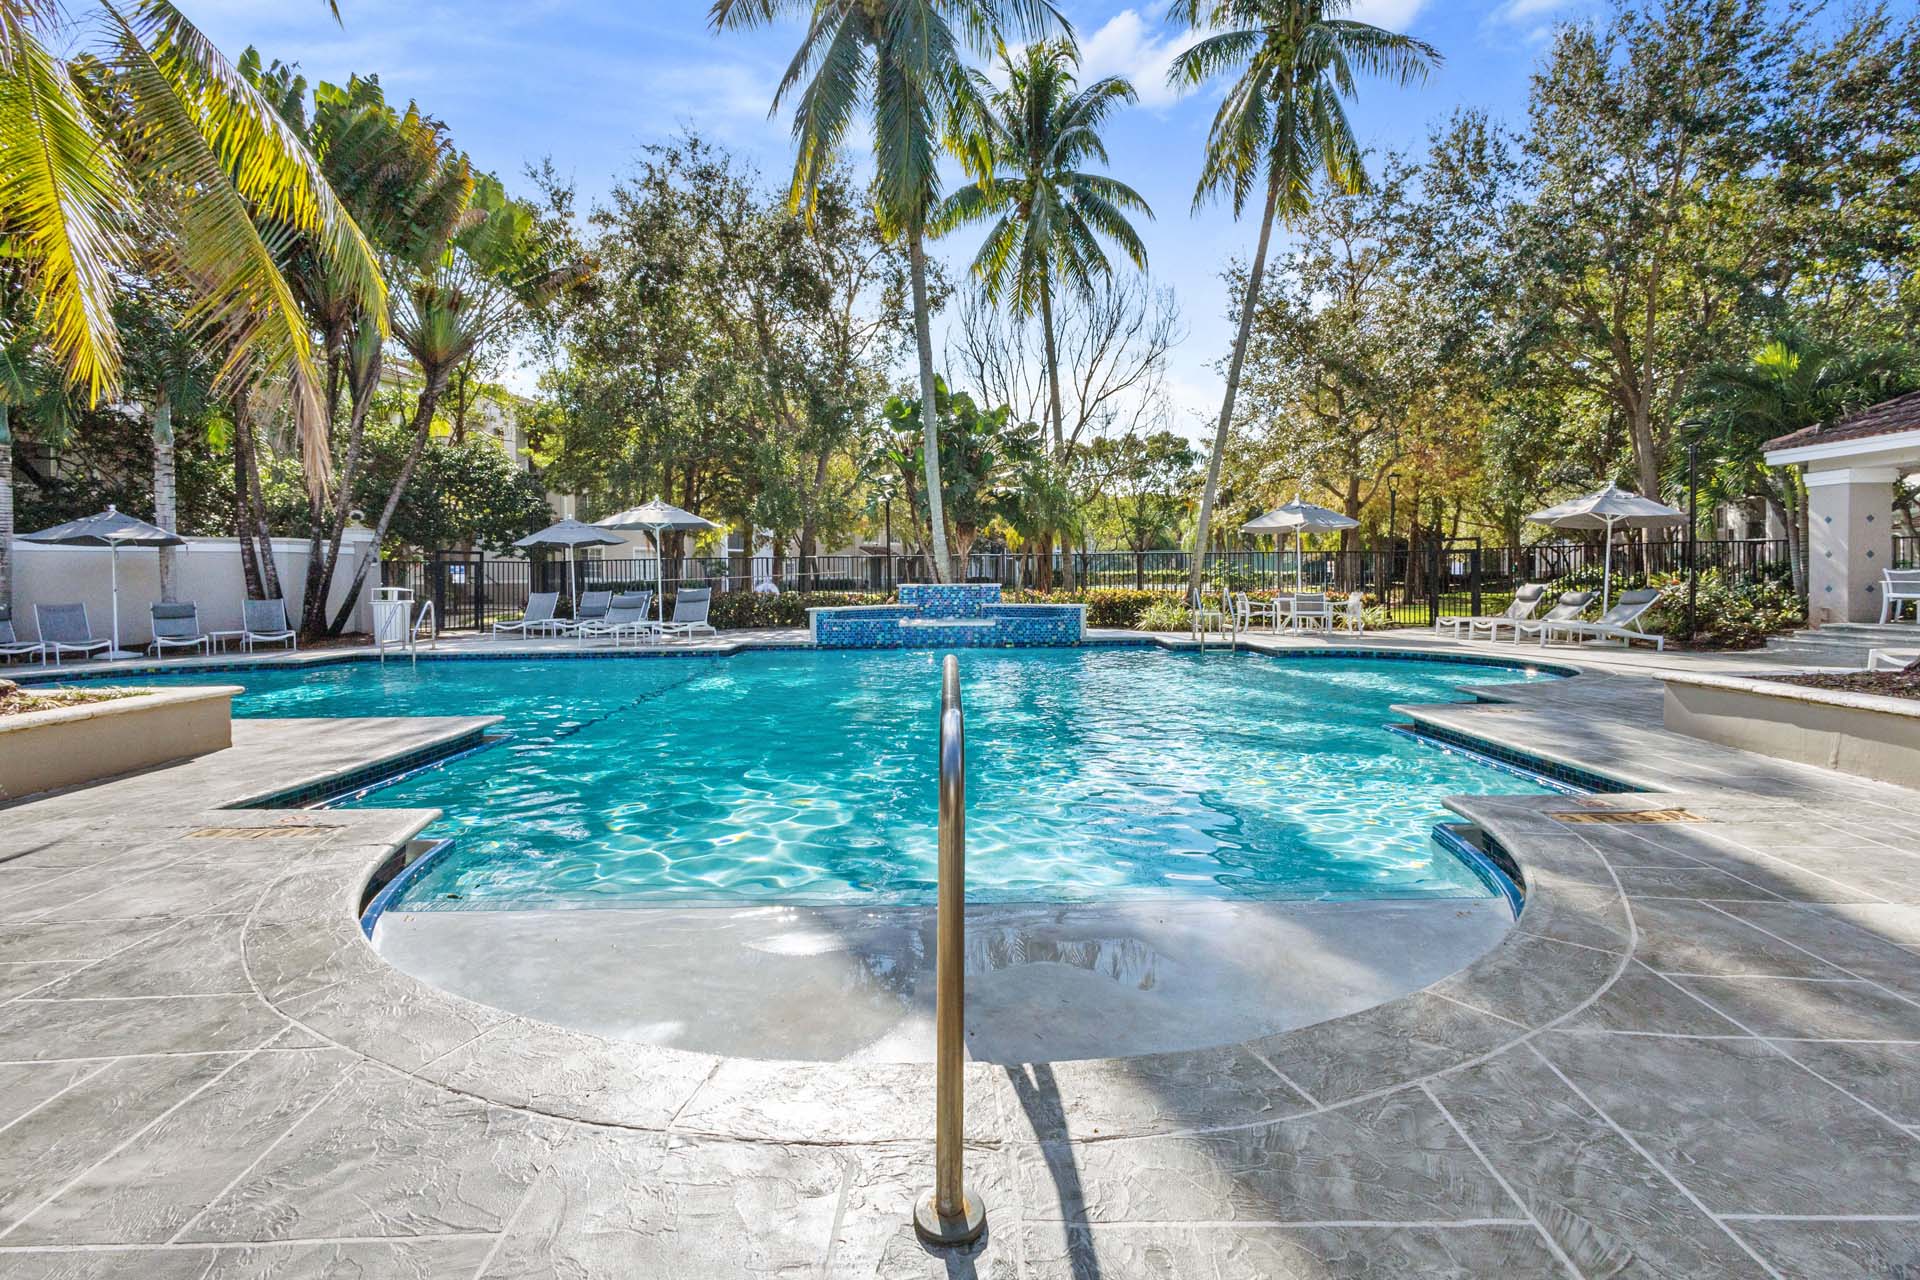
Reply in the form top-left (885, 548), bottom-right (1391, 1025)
top-left (913, 1187), bottom-right (986, 1247)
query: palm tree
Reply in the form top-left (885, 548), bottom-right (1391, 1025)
top-left (1687, 332), bottom-right (1916, 600)
top-left (1167, 0), bottom-right (1437, 601)
top-left (709, 0), bottom-right (1061, 583)
top-left (937, 38), bottom-right (1148, 589)
top-left (327, 175), bottom-right (586, 632)
top-left (0, 0), bottom-right (384, 499)
top-left (938, 39), bottom-right (1150, 456)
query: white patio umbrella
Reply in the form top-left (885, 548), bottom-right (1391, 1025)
top-left (1527, 482), bottom-right (1684, 612)
top-left (512, 518), bottom-right (625, 611)
top-left (594, 498), bottom-right (720, 624)
top-left (19, 505), bottom-right (186, 659)
top-left (1243, 497), bottom-right (1360, 591)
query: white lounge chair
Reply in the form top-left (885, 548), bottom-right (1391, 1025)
top-left (148, 602), bottom-right (210, 657)
top-left (657, 587), bottom-right (716, 641)
top-left (1335, 592), bottom-right (1366, 632)
top-left (0, 610), bottom-right (43, 665)
top-left (1537, 588), bottom-right (1666, 650)
top-left (35, 603), bottom-right (111, 664)
top-left (575, 591), bottom-right (654, 645)
top-left (492, 591), bottom-right (561, 639)
top-left (1868, 648), bottom-right (1917, 671)
top-left (1437, 583), bottom-right (1547, 641)
top-left (1880, 569), bottom-right (1920, 624)
top-left (243, 598), bottom-right (298, 651)
top-left (1514, 591), bottom-right (1598, 645)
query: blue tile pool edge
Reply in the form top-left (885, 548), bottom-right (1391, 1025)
top-left (1431, 822), bottom-right (1526, 917)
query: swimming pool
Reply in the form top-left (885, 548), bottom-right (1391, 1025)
top-left (89, 648), bottom-right (1558, 909)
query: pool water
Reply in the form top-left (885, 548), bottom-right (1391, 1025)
top-left (94, 649), bottom-right (1556, 908)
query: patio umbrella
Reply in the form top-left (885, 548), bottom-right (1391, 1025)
top-left (1527, 482), bottom-right (1684, 612)
top-left (19, 505), bottom-right (186, 659)
top-left (513, 518), bottom-right (625, 611)
top-left (594, 498), bottom-right (720, 624)
top-left (1243, 498), bottom-right (1359, 591)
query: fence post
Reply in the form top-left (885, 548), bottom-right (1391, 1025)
top-left (1426, 541), bottom-right (1440, 627)
top-left (1469, 548), bottom-right (1482, 618)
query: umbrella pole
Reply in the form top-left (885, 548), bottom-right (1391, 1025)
top-left (110, 547), bottom-right (123, 658)
top-left (568, 551), bottom-right (579, 613)
top-left (1601, 517), bottom-right (1615, 613)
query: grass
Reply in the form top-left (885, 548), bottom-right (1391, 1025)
top-left (0, 679), bottom-right (139, 718)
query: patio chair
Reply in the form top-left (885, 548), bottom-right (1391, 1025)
top-left (1334, 592), bottom-right (1367, 632)
top-left (1231, 591), bottom-right (1281, 633)
top-left (492, 591), bottom-right (561, 639)
top-left (1288, 592), bottom-right (1333, 632)
top-left (1513, 591), bottom-right (1598, 646)
top-left (242, 598), bottom-right (298, 651)
top-left (657, 587), bottom-right (716, 641)
top-left (1536, 588), bottom-right (1666, 651)
top-left (34, 603), bottom-right (111, 663)
top-left (575, 592), bottom-right (654, 645)
top-left (1880, 569), bottom-right (1920, 624)
top-left (1437, 583), bottom-right (1547, 641)
top-left (0, 610), bottom-right (44, 665)
top-left (1868, 648), bottom-right (1918, 671)
top-left (148, 602), bottom-right (210, 657)
top-left (564, 590), bottom-right (613, 634)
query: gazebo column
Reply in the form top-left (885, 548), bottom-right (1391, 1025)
top-left (1804, 465), bottom-right (1898, 624)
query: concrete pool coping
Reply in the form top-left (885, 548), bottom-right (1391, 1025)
top-left (5, 634), bottom-right (1920, 1274)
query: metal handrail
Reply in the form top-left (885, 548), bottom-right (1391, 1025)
top-left (914, 653), bottom-right (986, 1246)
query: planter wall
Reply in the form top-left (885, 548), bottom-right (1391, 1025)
top-left (0, 686), bottom-right (239, 803)
top-left (1662, 672), bottom-right (1920, 789)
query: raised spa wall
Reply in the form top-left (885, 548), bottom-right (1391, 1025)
top-left (810, 582), bottom-right (1086, 648)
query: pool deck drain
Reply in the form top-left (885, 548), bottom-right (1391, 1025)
top-left (0, 634), bottom-right (1917, 1275)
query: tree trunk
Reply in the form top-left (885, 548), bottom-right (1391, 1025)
top-left (151, 394), bottom-right (179, 602)
top-left (305, 335), bottom-right (383, 636)
top-left (1188, 172), bottom-right (1284, 603)
top-left (907, 227), bottom-right (952, 584)
top-left (329, 369), bottom-right (450, 633)
top-left (1034, 530), bottom-right (1054, 593)
top-left (231, 401), bottom-right (263, 600)
top-left (1038, 284), bottom-right (1079, 592)
top-left (0, 405), bottom-right (13, 617)
top-left (232, 398), bottom-right (282, 603)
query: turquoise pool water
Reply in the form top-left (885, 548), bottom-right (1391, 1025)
top-left (80, 650), bottom-right (1556, 907)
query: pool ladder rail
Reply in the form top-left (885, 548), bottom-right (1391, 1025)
top-left (1189, 588), bottom-right (1242, 652)
top-left (914, 654), bottom-right (987, 1247)
top-left (375, 599), bottom-right (438, 664)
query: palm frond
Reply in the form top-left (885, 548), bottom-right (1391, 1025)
top-left (107, 6), bottom-right (331, 495)
top-left (127, 0), bottom-right (386, 330)
top-left (0, 23), bottom-right (134, 401)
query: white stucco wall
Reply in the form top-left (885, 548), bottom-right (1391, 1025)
top-left (5, 528), bottom-right (379, 646)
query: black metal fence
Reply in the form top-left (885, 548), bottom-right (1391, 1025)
top-left (385, 536), bottom-right (1795, 633)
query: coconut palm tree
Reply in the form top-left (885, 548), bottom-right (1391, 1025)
top-left (1167, 0), bottom-right (1437, 600)
top-left (709, 0), bottom-right (1062, 582)
top-left (0, 0), bottom-right (384, 499)
top-left (937, 39), bottom-right (1150, 456)
top-left (937, 38), bottom-right (1148, 588)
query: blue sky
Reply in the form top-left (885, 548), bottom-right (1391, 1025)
top-left (193, 0), bottom-right (1596, 430)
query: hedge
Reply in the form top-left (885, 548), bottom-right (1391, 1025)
top-left (708, 590), bottom-right (887, 630)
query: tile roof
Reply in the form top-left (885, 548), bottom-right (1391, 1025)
top-left (1766, 389), bottom-right (1920, 452)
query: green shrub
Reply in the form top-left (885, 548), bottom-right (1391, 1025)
top-left (1134, 598), bottom-right (1191, 632)
top-left (1004, 587), bottom-right (1176, 628)
top-left (707, 590), bottom-right (887, 630)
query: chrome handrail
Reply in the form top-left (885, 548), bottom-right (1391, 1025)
top-left (915, 653), bottom-right (986, 1246)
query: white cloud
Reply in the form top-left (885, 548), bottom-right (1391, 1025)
top-left (1345, 0), bottom-right (1429, 29)
top-left (1079, 9), bottom-right (1192, 109)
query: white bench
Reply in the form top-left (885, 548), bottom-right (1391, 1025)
top-left (1882, 569), bottom-right (1920, 623)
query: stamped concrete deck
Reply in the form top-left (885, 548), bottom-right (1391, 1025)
top-left (1, 633), bottom-right (1918, 1276)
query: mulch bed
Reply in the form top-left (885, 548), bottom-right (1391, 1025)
top-left (1777, 670), bottom-right (1920, 702)
top-left (0, 679), bottom-right (137, 718)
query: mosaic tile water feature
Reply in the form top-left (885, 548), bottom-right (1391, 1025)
top-left (810, 582), bottom-right (1085, 648)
